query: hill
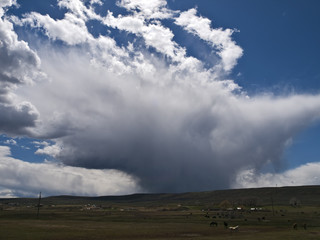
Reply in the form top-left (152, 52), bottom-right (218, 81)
top-left (1, 185), bottom-right (320, 207)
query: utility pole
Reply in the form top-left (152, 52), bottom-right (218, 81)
top-left (271, 185), bottom-right (277, 216)
top-left (271, 192), bottom-right (275, 216)
top-left (37, 192), bottom-right (41, 218)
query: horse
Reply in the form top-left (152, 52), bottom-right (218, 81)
top-left (223, 221), bottom-right (228, 228)
top-left (229, 225), bottom-right (239, 231)
top-left (293, 223), bottom-right (298, 230)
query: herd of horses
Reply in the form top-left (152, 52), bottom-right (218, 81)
top-left (210, 220), bottom-right (238, 231)
top-left (209, 219), bottom-right (307, 232)
top-left (207, 213), bottom-right (307, 232)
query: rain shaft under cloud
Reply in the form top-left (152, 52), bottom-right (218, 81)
top-left (1, 0), bottom-right (320, 195)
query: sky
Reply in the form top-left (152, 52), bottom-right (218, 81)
top-left (0, 0), bottom-right (320, 198)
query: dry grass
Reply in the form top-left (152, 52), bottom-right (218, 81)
top-left (1, 203), bottom-right (320, 240)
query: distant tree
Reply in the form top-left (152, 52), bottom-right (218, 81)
top-left (219, 200), bottom-right (232, 209)
top-left (243, 198), bottom-right (258, 207)
top-left (289, 197), bottom-right (301, 207)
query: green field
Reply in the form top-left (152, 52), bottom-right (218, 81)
top-left (1, 186), bottom-right (320, 239)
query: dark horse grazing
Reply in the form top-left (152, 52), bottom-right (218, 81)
top-left (224, 221), bottom-right (228, 228)
top-left (303, 223), bottom-right (307, 230)
top-left (210, 221), bottom-right (218, 227)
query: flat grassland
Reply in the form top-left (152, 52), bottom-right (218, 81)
top-left (1, 186), bottom-right (320, 240)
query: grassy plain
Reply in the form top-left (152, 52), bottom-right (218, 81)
top-left (1, 186), bottom-right (320, 239)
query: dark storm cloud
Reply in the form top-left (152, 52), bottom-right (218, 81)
top-left (40, 57), bottom-right (320, 192)
top-left (0, 102), bottom-right (39, 135)
top-left (56, 93), bottom-right (320, 192)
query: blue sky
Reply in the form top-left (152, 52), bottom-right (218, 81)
top-left (171, 0), bottom-right (320, 92)
top-left (0, 0), bottom-right (320, 197)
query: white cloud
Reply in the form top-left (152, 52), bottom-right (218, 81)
top-left (17, 0), bottom-right (217, 77)
top-left (233, 162), bottom-right (320, 189)
top-left (4, 138), bottom-right (16, 145)
top-left (117, 0), bottom-right (174, 19)
top-left (0, 144), bottom-right (11, 156)
top-left (32, 140), bottom-right (50, 147)
top-left (104, 8), bottom-right (187, 63)
top-left (105, 12), bottom-right (144, 34)
top-left (21, 12), bottom-right (90, 45)
top-left (90, 0), bottom-right (103, 6)
top-left (175, 8), bottom-right (243, 72)
top-left (58, 0), bottom-right (101, 20)
top-left (0, 187), bottom-right (16, 198)
top-left (0, 0), bottom-right (16, 8)
top-left (35, 144), bottom-right (61, 157)
top-left (0, 0), bottom-right (17, 16)
top-left (0, 146), bottom-right (140, 197)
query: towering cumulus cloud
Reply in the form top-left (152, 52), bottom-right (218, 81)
top-left (1, 0), bottom-right (320, 195)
